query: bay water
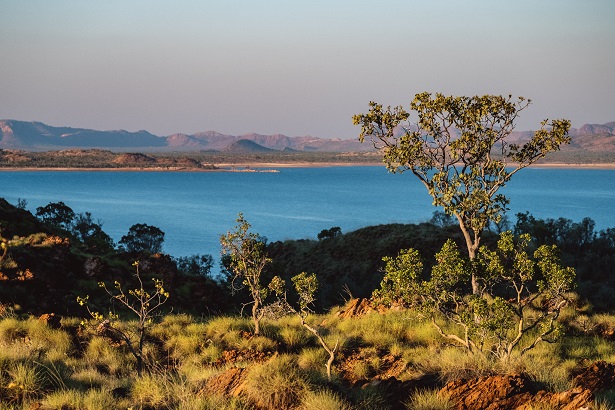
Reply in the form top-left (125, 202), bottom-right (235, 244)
top-left (2, 166), bottom-right (614, 260)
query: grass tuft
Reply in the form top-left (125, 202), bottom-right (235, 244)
top-left (300, 389), bottom-right (352, 410)
top-left (243, 354), bottom-right (310, 409)
top-left (405, 389), bottom-right (453, 410)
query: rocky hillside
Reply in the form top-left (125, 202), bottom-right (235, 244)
top-left (0, 120), bottom-right (368, 152)
top-left (6, 119), bottom-right (614, 154)
top-left (0, 120), bottom-right (164, 149)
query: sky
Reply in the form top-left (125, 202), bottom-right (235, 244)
top-left (1, 0), bottom-right (614, 139)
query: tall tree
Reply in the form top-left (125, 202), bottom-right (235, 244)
top-left (354, 92), bottom-right (571, 294)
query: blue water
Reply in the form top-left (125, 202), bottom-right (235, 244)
top-left (1, 167), bottom-right (614, 259)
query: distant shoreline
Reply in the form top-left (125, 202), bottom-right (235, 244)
top-left (1, 162), bottom-right (615, 172)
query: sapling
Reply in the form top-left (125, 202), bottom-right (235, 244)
top-left (292, 272), bottom-right (339, 380)
top-left (77, 261), bottom-right (169, 375)
top-left (220, 213), bottom-right (271, 335)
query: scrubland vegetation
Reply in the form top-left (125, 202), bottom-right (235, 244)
top-left (2, 93), bottom-right (615, 408)
top-left (1, 301), bottom-right (615, 409)
top-left (2, 195), bottom-right (615, 409)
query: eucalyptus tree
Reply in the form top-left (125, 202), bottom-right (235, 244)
top-left (354, 92), bottom-right (571, 294)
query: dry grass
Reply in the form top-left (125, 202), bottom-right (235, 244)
top-left (0, 305), bottom-right (613, 408)
top-left (243, 354), bottom-right (310, 409)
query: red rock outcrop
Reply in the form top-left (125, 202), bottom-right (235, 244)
top-left (572, 360), bottom-right (615, 392)
top-left (441, 373), bottom-right (593, 410)
top-left (202, 366), bottom-right (247, 397)
top-left (336, 298), bottom-right (376, 319)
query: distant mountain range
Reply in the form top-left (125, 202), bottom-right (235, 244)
top-left (1, 119), bottom-right (615, 153)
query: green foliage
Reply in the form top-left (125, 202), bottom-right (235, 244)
top-left (118, 223), bottom-right (165, 254)
top-left (292, 272), bottom-right (318, 314)
top-left (268, 222), bottom-right (462, 309)
top-left (5, 362), bottom-right (45, 404)
top-left (373, 231), bottom-right (576, 361)
top-left (354, 93), bottom-right (571, 294)
top-left (430, 211), bottom-right (456, 228)
top-left (406, 389), bottom-right (453, 410)
top-left (175, 253), bottom-right (214, 277)
top-left (72, 211), bottom-right (114, 254)
top-left (300, 389), bottom-right (352, 410)
top-left (220, 213), bottom-right (272, 335)
top-left (291, 272), bottom-right (339, 381)
top-left (35, 201), bottom-right (75, 231)
top-left (373, 248), bottom-right (423, 306)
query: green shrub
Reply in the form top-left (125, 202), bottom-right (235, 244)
top-left (234, 335), bottom-right (277, 352)
top-left (350, 385), bottom-right (391, 410)
top-left (0, 317), bottom-right (26, 345)
top-left (42, 389), bottom-right (83, 409)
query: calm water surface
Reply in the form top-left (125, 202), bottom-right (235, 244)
top-left (2, 167), bottom-right (614, 259)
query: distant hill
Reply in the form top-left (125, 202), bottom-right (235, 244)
top-left (2, 119), bottom-right (615, 153)
top-left (1, 120), bottom-right (367, 152)
top-left (0, 120), bottom-right (164, 149)
top-left (223, 139), bottom-right (276, 153)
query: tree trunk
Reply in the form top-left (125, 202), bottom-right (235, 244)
top-left (455, 214), bottom-right (481, 295)
top-left (252, 299), bottom-right (260, 335)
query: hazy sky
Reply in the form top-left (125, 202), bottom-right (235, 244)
top-left (1, 1), bottom-right (614, 138)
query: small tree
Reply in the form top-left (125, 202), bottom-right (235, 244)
top-left (354, 93), bottom-right (571, 294)
top-left (72, 212), bottom-right (114, 253)
top-left (77, 261), bottom-right (169, 375)
top-left (119, 223), bottom-right (165, 254)
top-left (220, 213), bottom-right (271, 335)
top-left (35, 201), bottom-right (75, 231)
top-left (292, 272), bottom-right (339, 381)
top-left (373, 232), bottom-right (575, 362)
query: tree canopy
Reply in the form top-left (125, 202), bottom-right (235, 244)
top-left (354, 92), bottom-right (571, 293)
top-left (119, 223), bottom-right (165, 254)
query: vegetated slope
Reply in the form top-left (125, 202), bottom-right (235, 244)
top-left (223, 139), bottom-right (276, 153)
top-left (0, 149), bottom-right (212, 169)
top-left (266, 223), bottom-right (466, 309)
top-left (0, 198), bottom-right (227, 316)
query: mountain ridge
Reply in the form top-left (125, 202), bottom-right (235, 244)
top-left (2, 119), bottom-right (615, 153)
